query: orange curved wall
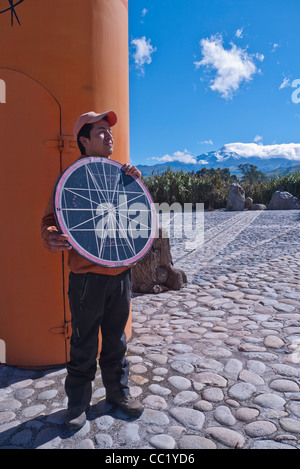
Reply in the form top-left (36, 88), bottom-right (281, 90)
top-left (0, 0), bottom-right (130, 367)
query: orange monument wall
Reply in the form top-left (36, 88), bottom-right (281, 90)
top-left (0, 0), bottom-right (130, 367)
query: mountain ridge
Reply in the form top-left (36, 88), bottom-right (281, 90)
top-left (137, 148), bottom-right (300, 178)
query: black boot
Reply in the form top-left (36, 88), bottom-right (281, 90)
top-left (64, 374), bottom-right (92, 430)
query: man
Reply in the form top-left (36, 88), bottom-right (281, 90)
top-left (41, 111), bottom-right (143, 430)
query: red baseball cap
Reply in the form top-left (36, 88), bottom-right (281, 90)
top-left (73, 110), bottom-right (117, 139)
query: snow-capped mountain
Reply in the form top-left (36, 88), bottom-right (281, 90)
top-left (137, 144), bottom-right (300, 177)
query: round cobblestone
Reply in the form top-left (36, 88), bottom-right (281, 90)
top-left (244, 420), bottom-right (277, 437)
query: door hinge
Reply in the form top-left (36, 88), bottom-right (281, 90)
top-left (50, 321), bottom-right (72, 339)
top-left (44, 135), bottom-right (77, 153)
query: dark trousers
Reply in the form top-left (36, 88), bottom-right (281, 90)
top-left (65, 269), bottom-right (131, 410)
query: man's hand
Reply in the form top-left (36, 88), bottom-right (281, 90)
top-left (46, 227), bottom-right (72, 252)
top-left (122, 163), bottom-right (141, 179)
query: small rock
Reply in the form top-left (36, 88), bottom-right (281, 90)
top-left (213, 406), bottom-right (236, 426)
top-left (273, 303), bottom-right (295, 313)
top-left (168, 376), bottom-right (191, 391)
top-left (223, 291), bottom-right (244, 300)
top-left (239, 369), bottom-right (264, 386)
top-left (193, 400), bottom-right (213, 411)
top-left (250, 204), bottom-right (266, 211)
top-left (147, 354), bottom-right (168, 365)
top-left (251, 440), bottom-right (296, 450)
top-left (148, 384), bottom-right (172, 396)
top-left (170, 361), bottom-right (194, 374)
top-left (201, 387), bottom-right (224, 403)
top-left (193, 372), bottom-right (227, 387)
top-left (270, 379), bottom-right (299, 393)
top-left (246, 360), bottom-right (266, 375)
top-left (141, 409), bottom-right (170, 426)
top-left (264, 335), bottom-right (285, 349)
top-left (142, 395), bottom-right (168, 410)
top-left (95, 415), bottom-right (114, 431)
top-left (254, 393), bottom-right (286, 409)
top-left (228, 382), bottom-right (256, 400)
top-left (22, 405), bottom-right (46, 418)
top-left (0, 399), bottom-right (21, 412)
top-left (150, 434), bottom-right (176, 449)
top-left (245, 420), bottom-right (277, 437)
top-left (288, 401), bottom-right (300, 418)
top-left (78, 439), bottom-right (95, 449)
top-left (129, 386), bottom-right (143, 398)
top-left (0, 412), bottom-right (16, 425)
top-left (178, 435), bottom-right (216, 449)
top-left (224, 358), bottom-right (243, 375)
top-left (272, 364), bottom-right (299, 377)
top-left (236, 407), bottom-right (260, 421)
top-left (14, 389), bottom-right (35, 399)
top-left (238, 344), bottom-right (266, 352)
top-left (173, 391), bottom-right (199, 405)
top-left (38, 389), bottom-right (58, 400)
top-left (202, 347), bottom-right (232, 358)
top-left (118, 423), bottom-right (140, 444)
top-left (206, 426), bottom-right (245, 448)
top-left (130, 375), bottom-right (149, 385)
top-left (95, 433), bottom-right (113, 448)
top-left (34, 379), bottom-right (55, 389)
top-left (279, 418), bottom-right (300, 433)
top-left (169, 407), bottom-right (205, 431)
top-left (130, 364), bottom-right (148, 374)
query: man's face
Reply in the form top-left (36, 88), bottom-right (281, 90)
top-left (80, 119), bottom-right (114, 157)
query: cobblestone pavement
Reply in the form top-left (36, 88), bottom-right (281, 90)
top-left (0, 210), bottom-right (300, 449)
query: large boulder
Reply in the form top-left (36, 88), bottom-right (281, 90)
top-left (250, 204), bottom-right (266, 211)
top-left (267, 191), bottom-right (300, 210)
top-left (132, 227), bottom-right (187, 294)
top-left (226, 183), bottom-right (245, 211)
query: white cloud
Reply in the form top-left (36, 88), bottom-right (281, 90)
top-left (219, 142), bottom-right (300, 161)
top-left (253, 135), bottom-right (263, 144)
top-left (141, 8), bottom-right (148, 17)
top-left (255, 53), bottom-right (264, 62)
top-left (152, 149), bottom-right (199, 165)
top-left (199, 139), bottom-right (213, 145)
top-left (279, 77), bottom-right (290, 89)
top-left (235, 28), bottom-right (244, 39)
top-left (194, 34), bottom-right (262, 99)
top-left (271, 43), bottom-right (279, 53)
top-left (131, 36), bottom-right (157, 75)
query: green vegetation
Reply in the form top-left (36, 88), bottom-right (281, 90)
top-left (142, 164), bottom-right (300, 209)
top-left (238, 163), bottom-right (266, 184)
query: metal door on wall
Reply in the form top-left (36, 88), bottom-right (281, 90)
top-left (0, 68), bottom-right (71, 367)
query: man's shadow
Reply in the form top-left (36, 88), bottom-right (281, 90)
top-left (0, 398), bottom-right (140, 449)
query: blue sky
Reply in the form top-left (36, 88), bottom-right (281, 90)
top-left (128, 0), bottom-right (300, 167)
